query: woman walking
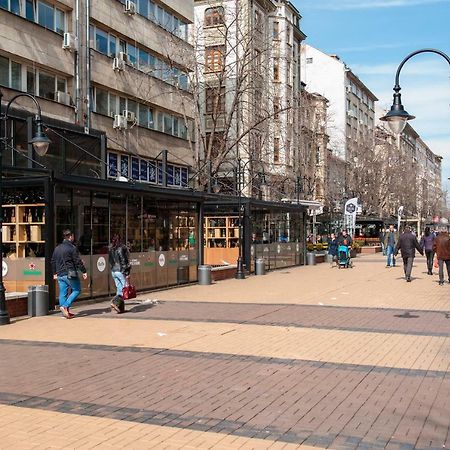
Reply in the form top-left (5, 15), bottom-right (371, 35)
top-left (328, 233), bottom-right (339, 267)
top-left (420, 227), bottom-right (435, 275)
top-left (108, 234), bottom-right (131, 313)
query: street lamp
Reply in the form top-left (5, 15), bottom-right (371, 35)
top-left (235, 157), bottom-right (266, 279)
top-left (0, 90), bottom-right (51, 325)
top-left (380, 48), bottom-right (450, 134)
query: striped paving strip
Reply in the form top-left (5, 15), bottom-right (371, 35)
top-left (1, 339), bottom-right (449, 378)
top-left (77, 301), bottom-right (450, 337)
top-left (0, 317), bottom-right (449, 371)
top-left (0, 403), bottom-right (318, 449)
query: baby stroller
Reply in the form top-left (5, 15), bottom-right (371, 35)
top-left (337, 245), bottom-right (352, 269)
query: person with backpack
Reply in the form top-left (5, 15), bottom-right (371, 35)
top-left (432, 226), bottom-right (450, 285)
top-left (108, 234), bottom-right (131, 313)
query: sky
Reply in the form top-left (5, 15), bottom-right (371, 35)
top-left (293, 0), bottom-right (450, 189)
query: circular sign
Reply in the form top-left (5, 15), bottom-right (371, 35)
top-left (2, 261), bottom-right (8, 277)
top-left (158, 254), bottom-right (166, 267)
top-left (97, 257), bottom-right (106, 272)
top-left (346, 204), bottom-right (356, 214)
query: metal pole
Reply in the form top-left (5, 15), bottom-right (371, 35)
top-left (0, 91), bottom-right (11, 325)
top-left (235, 157), bottom-right (245, 279)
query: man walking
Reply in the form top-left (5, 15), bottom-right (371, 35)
top-left (384, 224), bottom-right (398, 268)
top-left (394, 226), bottom-right (424, 282)
top-left (51, 229), bottom-right (88, 318)
top-left (432, 226), bottom-right (450, 285)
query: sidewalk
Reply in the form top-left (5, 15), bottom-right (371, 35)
top-left (0, 253), bottom-right (449, 449)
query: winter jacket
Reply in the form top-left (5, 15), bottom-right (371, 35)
top-left (108, 244), bottom-right (131, 275)
top-left (328, 238), bottom-right (339, 256)
top-left (432, 232), bottom-right (450, 260)
top-left (337, 234), bottom-right (353, 247)
top-left (51, 239), bottom-right (87, 277)
top-left (420, 234), bottom-right (435, 252)
top-left (384, 231), bottom-right (398, 248)
top-left (394, 232), bottom-right (423, 259)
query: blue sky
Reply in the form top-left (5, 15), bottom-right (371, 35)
top-left (293, 0), bottom-right (450, 188)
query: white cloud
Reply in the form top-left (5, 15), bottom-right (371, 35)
top-left (301, 0), bottom-right (450, 10)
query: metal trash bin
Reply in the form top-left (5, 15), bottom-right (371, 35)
top-left (177, 266), bottom-right (189, 284)
top-left (198, 265), bottom-right (212, 285)
top-left (255, 258), bottom-right (266, 275)
top-left (306, 252), bottom-right (316, 266)
top-left (28, 285), bottom-right (49, 317)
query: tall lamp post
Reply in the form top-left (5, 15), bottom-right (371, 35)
top-left (0, 90), bottom-right (51, 325)
top-left (235, 157), bottom-right (266, 279)
top-left (380, 49), bottom-right (450, 133)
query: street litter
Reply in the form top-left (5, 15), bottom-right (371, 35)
top-left (157, 332), bottom-right (167, 337)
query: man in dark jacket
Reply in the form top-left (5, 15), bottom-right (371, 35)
top-left (394, 226), bottom-right (424, 282)
top-left (384, 224), bottom-right (398, 268)
top-left (432, 226), bottom-right (450, 285)
top-left (51, 229), bottom-right (87, 318)
top-left (108, 234), bottom-right (131, 313)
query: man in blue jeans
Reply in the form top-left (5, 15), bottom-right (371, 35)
top-left (384, 224), bottom-right (398, 267)
top-left (51, 229), bottom-right (87, 319)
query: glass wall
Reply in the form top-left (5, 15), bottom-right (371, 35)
top-left (54, 185), bottom-right (199, 298)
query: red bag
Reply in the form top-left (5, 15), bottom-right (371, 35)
top-left (122, 279), bottom-right (136, 300)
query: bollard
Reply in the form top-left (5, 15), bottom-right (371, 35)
top-left (306, 252), bottom-right (316, 266)
top-left (28, 285), bottom-right (49, 317)
top-left (198, 265), bottom-right (212, 285)
top-left (255, 258), bottom-right (266, 275)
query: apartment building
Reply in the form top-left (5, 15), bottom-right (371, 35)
top-left (267, 0), bottom-right (306, 199)
top-left (0, 0), bottom-right (195, 184)
top-left (300, 44), bottom-right (377, 165)
top-left (375, 106), bottom-right (443, 229)
top-left (0, 0), bottom-right (206, 304)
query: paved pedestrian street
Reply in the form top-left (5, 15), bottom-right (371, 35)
top-left (1, 254), bottom-right (449, 449)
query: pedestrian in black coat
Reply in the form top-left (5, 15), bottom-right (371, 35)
top-left (394, 226), bottom-right (424, 282)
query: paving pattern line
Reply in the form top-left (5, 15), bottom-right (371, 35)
top-left (1, 317), bottom-right (449, 371)
top-left (0, 403), bottom-right (321, 449)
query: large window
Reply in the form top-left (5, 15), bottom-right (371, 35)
top-left (26, 67), bottom-right (67, 100)
top-left (205, 86), bottom-right (225, 114)
top-left (108, 151), bottom-right (189, 188)
top-left (94, 87), bottom-right (188, 138)
top-left (0, 55), bottom-right (21, 90)
top-left (205, 46), bottom-right (225, 73)
top-left (91, 24), bottom-right (189, 90)
top-left (204, 6), bottom-right (224, 27)
top-left (1, 0), bottom-right (66, 34)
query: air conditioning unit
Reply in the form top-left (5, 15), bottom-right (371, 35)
top-left (62, 32), bottom-right (78, 51)
top-left (113, 114), bottom-right (127, 130)
top-left (118, 52), bottom-right (128, 63)
top-left (124, 0), bottom-right (136, 15)
top-left (56, 91), bottom-right (71, 105)
top-left (123, 110), bottom-right (136, 122)
top-left (112, 57), bottom-right (125, 71)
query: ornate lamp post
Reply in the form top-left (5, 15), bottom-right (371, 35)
top-left (0, 90), bottom-right (51, 325)
top-left (380, 49), bottom-right (450, 134)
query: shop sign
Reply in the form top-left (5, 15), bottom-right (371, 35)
top-left (277, 245), bottom-right (281, 254)
top-left (2, 261), bottom-right (8, 277)
top-left (23, 269), bottom-right (42, 276)
top-left (263, 247), bottom-right (269, 252)
top-left (130, 259), bottom-right (140, 266)
top-left (97, 257), bottom-right (106, 272)
top-left (180, 255), bottom-right (188, 262)
top-left (144, 262), bottom-right (155, 267)
top-left (158, 254), bottom-right (166, 267)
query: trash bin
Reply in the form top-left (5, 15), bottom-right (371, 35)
top-left (306, 252), bottom-right (316, 266)
top-left (255, 258), bottom-right (265, 275)
top-left (177, 266), bottom-right (189, 284)
top-left (28, 285), bottom-right (49, 317)
top-left (198, 265), bottom-right (212, 285)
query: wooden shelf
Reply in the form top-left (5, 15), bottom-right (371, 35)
top-left (204, 216), bottom-right (240, 265)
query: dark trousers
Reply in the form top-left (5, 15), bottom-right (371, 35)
top-left (438, 259), bottom-right (450, 283)
top-left (402, 257), bottom-right (414, 279)
top-left (425, 250), bottom-right (434, 273)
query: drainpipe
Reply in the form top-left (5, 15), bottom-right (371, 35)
top-left (74, 0), bottom-right (80, 123)
top-left (85, 0), bottom-right (91, 131)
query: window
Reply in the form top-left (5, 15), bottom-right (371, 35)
top-left (254, 9), bottom-right (263, 33)
top-left (205, 86), bottom-right (225, 114)
top-left (254, 49), bottom-right (261, 74)
top-left (306, 57), bottom-right (313, 64)
top-left (95, 88), bottom-right (109, 115)
top-left (286, 61), bottom-right (291, 85)
top-left (0, 56), bottom-right (23, 91)
top-left (273, 58), bottom-right (280, 81)
top-left (95, 28), bottom-right (109, 55)
top-left (286, 25), bottom-right (291, 44)
top-left (0, 56), bottom-right (9, 87)
top-left (274, 138), bottom-right (280, 163)
top-left (204, 6), bottom-right (224, 27)
top-left (1, 0), bottom-right (65, 34)
top-left (273, 96), bottom-right (280, 119)
top-left (286, 140), bottom-right (291, 166)
top-left (38, 71), bottom-right (55, 100)
top-left (206, 132), bottom-right (225, 159)
top-left (272, 21), bottom-right (279, 40)
top-left (205, 46), bottom-right (225, 73)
